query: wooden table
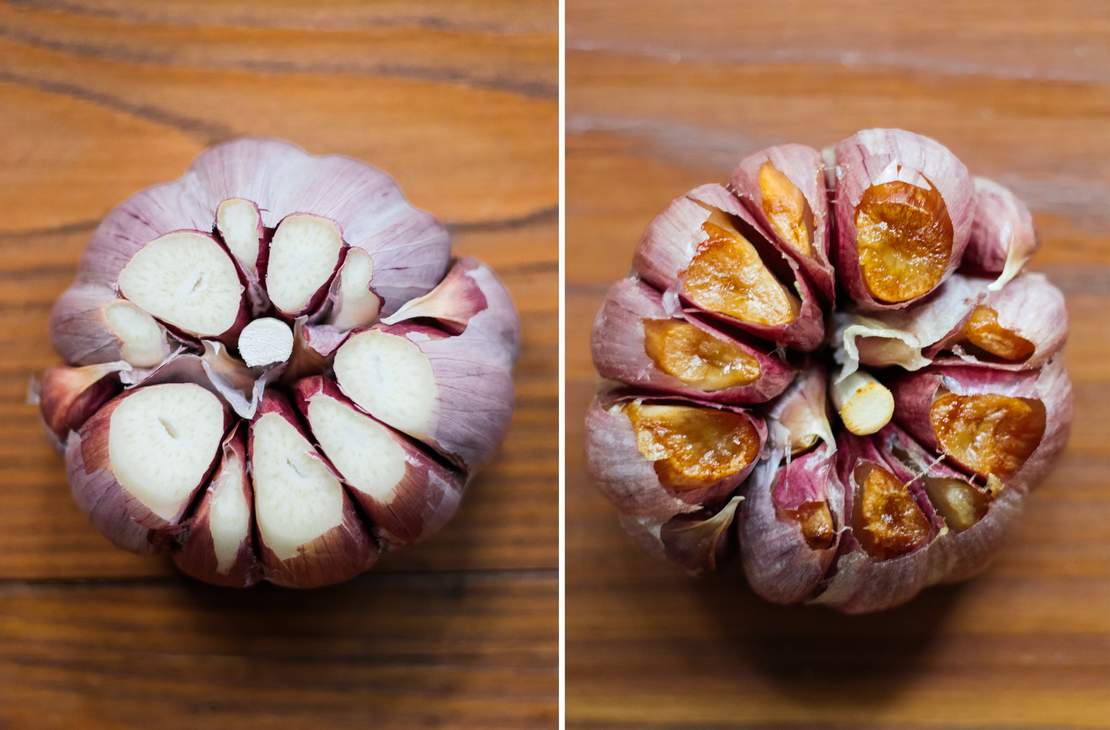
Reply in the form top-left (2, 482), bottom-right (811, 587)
top-left (567, 2), bottom-right (1110, 727)
top-left (0, 2), bottom-right (557, 728)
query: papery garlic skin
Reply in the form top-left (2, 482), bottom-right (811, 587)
top-left (963, 177), bottom-right (1039, 291)
top-left (587, 127), bottom-right (1072, 613)
top-left (38, 139), bottom-right (520, 589)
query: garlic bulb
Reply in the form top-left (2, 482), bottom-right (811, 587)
top-left (38, 139), bottom-right (520, 589)
top-left (586, 128), bottom-right (1072, 613)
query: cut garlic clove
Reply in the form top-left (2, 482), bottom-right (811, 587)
top-left (591, 277), bottom-right (795, 405)
top-left (65, 383), bottom-right (232, 553)
top-left (584, 395), bottom-right (765, 521)
top-left (729, 143), bottom-right (836, 304)
top-left (831, 128), bottom-right (975, 311)
top-left (633, 183), bottom-right (825, 352)
top-left (322, 247), bottom-right (381, 332)
top-left (333, 322), bottom-right (514, 471)
top-left (831, 370), bottom-right (895, 436)
top-left (738, 445), bottom-right (843, 605)
top-left (173, 427), bottom-right (260, 588)
top-left (888, 359), bottom-right (1071, 491)
top-left (249, 391), bottom-right (377, 588)
top-left (292, 376), bottom-right (466, 547)
top-left (962, 177), bottom-right (1039, 291)
top-left (50, 284), bottom-right (171, 367)
top-left (264, 214), bottom-right (347, 319)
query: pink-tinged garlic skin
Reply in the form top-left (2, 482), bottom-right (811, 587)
top-left (173, 428), bottom-right (261, 588)
top-left (739, 447), bottom-right (844, 605)
top-left (963, 177), bottom-right (1039, 291)
top-left (888, 357), bottom-right (1072, 493)
top-left (333, 322), bottom-right (515, 471)
top-left (633, 183), bottom-right (825, 352)
top-left (584, 395), bottom-right (766, 521)
top-left (249, 392), bottom-right (377, 589)
top-left (38, 362), bottom-right (127, 441)
top-left (831, 128), bottom-right (974, 311)
top-left (619, 495), bottom-right (742, 576)
top-left (729, 143), bottom-right (836, 303)
top-left (65, 383), bottom-right (232, 554)
top-left (591, 277), bottom-right (795, 404)
top-left (292, 376), bottom-right (466, 547)
top-left (382, 257), bottom-right (521, 363)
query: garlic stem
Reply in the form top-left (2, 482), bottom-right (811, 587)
top-left (832, 370), bottom-right (894, 436)
top-left (237, 317), bottom-right (294, 368)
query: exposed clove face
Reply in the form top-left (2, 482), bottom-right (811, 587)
top-left (38, 139), bottom-right (520, 589)
top-left (831, 128), bottom-right (974, 311)
top-left (587, 127), bottom-right (1073, 613)
top-left (591, 277), bottom-right (795, 404)
top-left (634, 184), bottom-right (825, 351)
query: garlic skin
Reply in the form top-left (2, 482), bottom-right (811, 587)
top-left (634, 183), bottom-right (826, 352)
top-left (831, 129), bottom-right (975, 311)
top-left (591, 277), bottom-right (795, 404)
top-left (587, 128), bottom-right (1073, 613)
top-left (729, 143), bottom-right (836, 303)
top-left (619, 495), bottom-right (743, 576)
top-left (38, 139), bottom-right (519, 589)
top-left (962, 177), bottom-right (1039, 291)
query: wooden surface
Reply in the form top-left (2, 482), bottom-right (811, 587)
top-left (0, 2), bottom-right (557, 728)
top-left (566, 2), bottom-right (1110, 728)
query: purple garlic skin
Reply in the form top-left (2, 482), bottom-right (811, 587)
top-left (586, 128), bottom-right (1073, 613)
top-left (38, 139), bottom-right (519, 590)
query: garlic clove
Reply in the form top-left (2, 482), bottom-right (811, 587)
top-left (173, 427), bottom-right (261, 587)
top-left (962, 177), bottom-right (1039, 291)
top-left (831, 128), bottom-right (975, 311)
top-left (381, 257), bottom-right (521, 363)
top-left (249, 391), bottom-right (377, 588)
top-left (117, 230), bottom-right (250, 345)
top-left (321, 247), bottom-right (382, 332)
top-left (634, 183), bottom-right (825, 352)
top-left (591, 277), bottom-right (795, 405)
top-left (50, 283), bottom-right (171, 367)
top-left (738, 445), bottom-right (843, 604)
top-left (264, 214), bottom-right (347, 319)
top-left (766, 364), bottom-right (835, 453)
top-left (889, 359), bottom-right (1072, 491)
top-left (729, 143), bottom-right (836, 304)
top-left (65, 383), bottom-right (232, 553)
top-left (620, 494), bottom-right (743, 576)
top-left (332, 322), bottom-right (514, 471)
top-left (215, 197), bottom-right (270, 314)
top-left (37, 361), bottom-right (127, 442)
top-left (831, 370), bottom-right (895, 436)
top-left (937, 272), bottom-right (1067, 371)
top-left (584, 394), bottom-right (765, 521)
top-left (292, 376), bottom-right (466, 547)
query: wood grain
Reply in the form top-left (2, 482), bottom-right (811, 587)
top-left (566, 2), bottom-right (1110, 728)
top-left (0, 1), bottom-right (556, 727)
